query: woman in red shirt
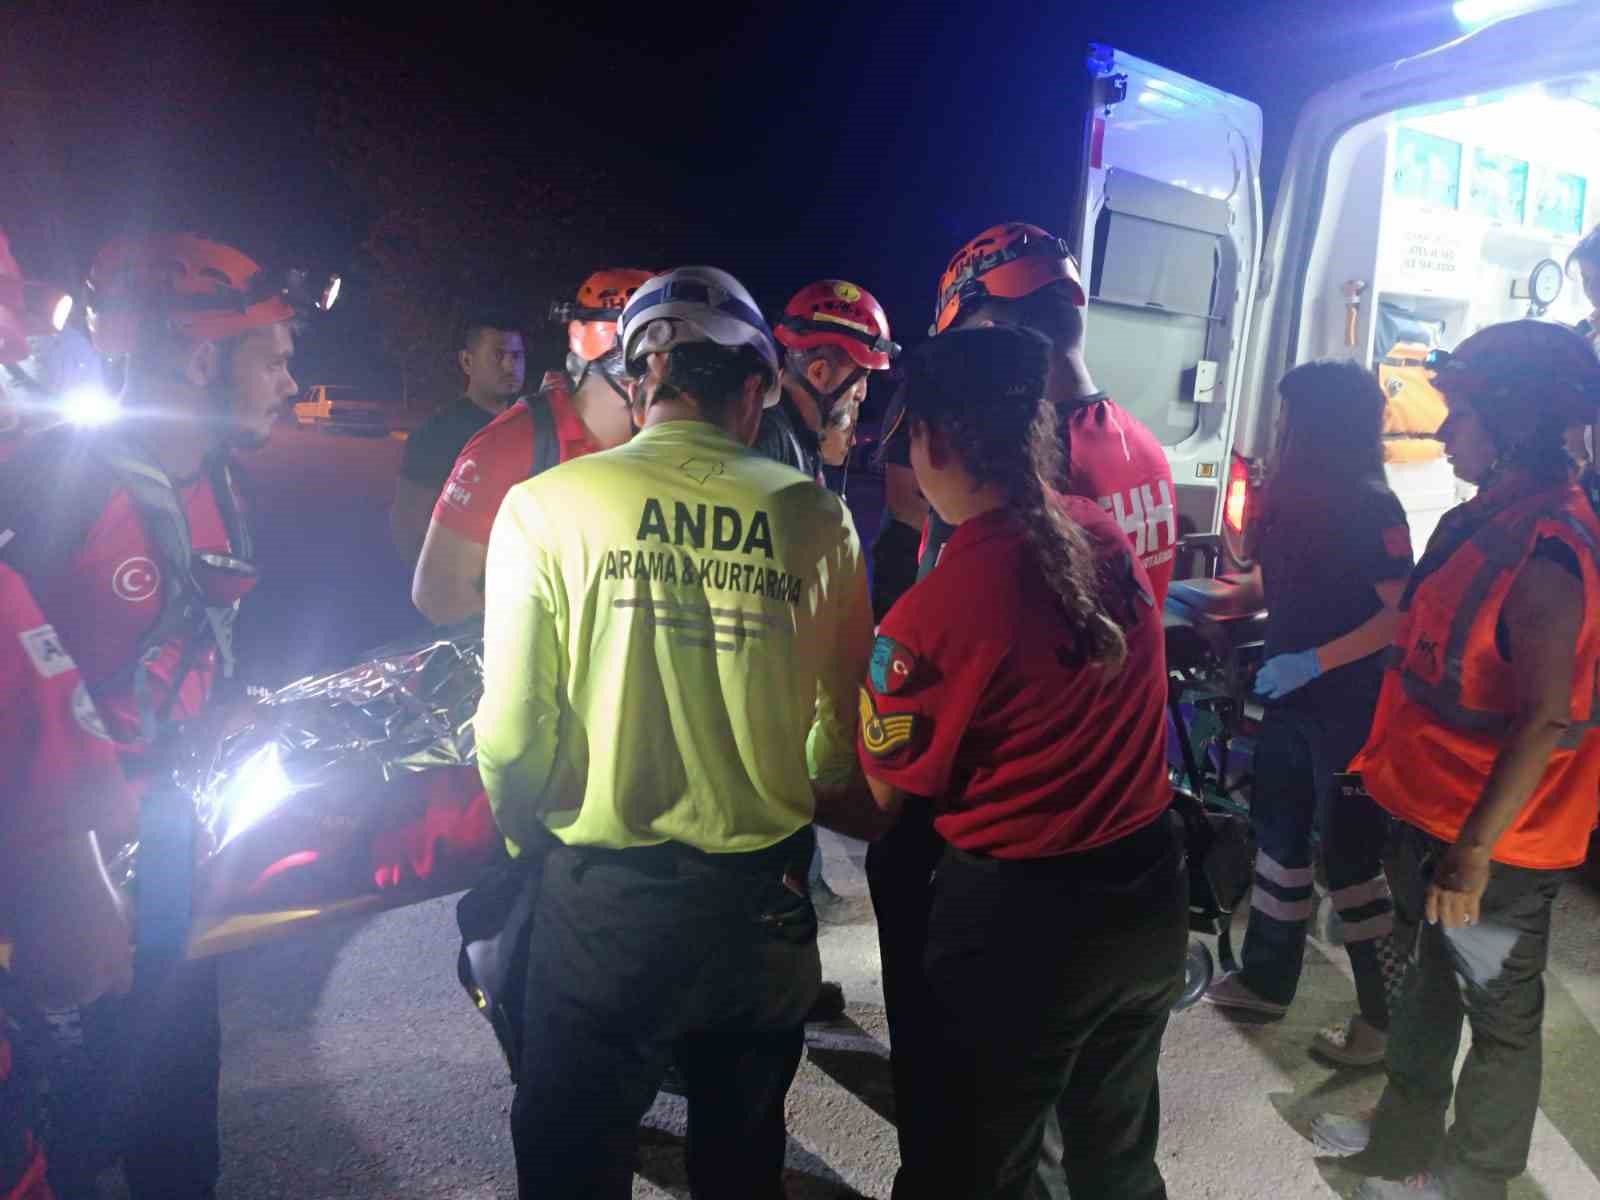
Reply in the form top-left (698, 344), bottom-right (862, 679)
top-left (860, 325), bottom-right (1184, 1200)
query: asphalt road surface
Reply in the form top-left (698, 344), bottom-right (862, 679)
top-left (94, 423), bottom-right (1600, 1198)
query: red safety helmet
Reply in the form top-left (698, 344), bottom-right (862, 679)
top-left (932, 222), bottom-right (1085, 336)
top-left (0, 227), bottom-right (74, 364)
top-left (84, 233), bottom-right (324, 356)
top-left (774, 280), bottom-right (899, 371)
top-left (551, 269), bottom-right (655, 363)
top-left (1426, 319), bottom-right (1600, 446)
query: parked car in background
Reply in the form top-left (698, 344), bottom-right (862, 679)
top-left (293, 385), bottom-right (392, 436)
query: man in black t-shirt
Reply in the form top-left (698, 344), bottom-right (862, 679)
top-left (388, 313), bottom-right (526, 563)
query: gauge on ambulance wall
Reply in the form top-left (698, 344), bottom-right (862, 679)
top-left (1529, 258), bottom-right (1563, 308)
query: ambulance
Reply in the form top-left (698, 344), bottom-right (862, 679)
top-left (1074, 0), bottom-right (1600, 569)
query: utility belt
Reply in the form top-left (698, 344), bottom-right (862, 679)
top-left (566, 824), bottom-right (816, 881)
top-left (941, 811), bottom-right (1180, 888)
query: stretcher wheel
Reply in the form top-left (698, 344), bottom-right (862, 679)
top-left (1173, 938), bottom-right (1214, 1013)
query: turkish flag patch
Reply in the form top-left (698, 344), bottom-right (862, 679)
top-left (870, 635), bottom-right (919, 695)
top-left (1382, 525), bottom-right (1412, 561)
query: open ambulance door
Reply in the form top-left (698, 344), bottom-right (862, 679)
top-left (1236, 2), bottom-right (1600, 560)
top-left (1071, 45), bottom-right (1264, 572)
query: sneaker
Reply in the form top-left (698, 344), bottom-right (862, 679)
top-left (805, 980), bottom-right (847, 1024)
top-left (1202, 972), bottom-right (1288, 1017)
top-left (1311, 1109), bottom-right (1373, 1156)
top-left (1312, 1015), bottom-right (1388, 1067)
top-left (1353, 1173), bottom-right (1445, 1198)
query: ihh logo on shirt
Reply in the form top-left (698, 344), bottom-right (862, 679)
top-left (1100, 481), bottom-right (1177, 560)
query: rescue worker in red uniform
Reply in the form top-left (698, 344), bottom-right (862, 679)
top-left (0, 229), bottom-right (134, 1200)
top-left (0, 232), bottom-right (306, 1200)
top-left (756, 279), bottom-right (898, 479)
top-left (753, 279), bottom-right (898, 988)
top-left (411, 268), bottom-right (653, 625)
top-left (868, 223), bottom-right (1181, 1197)
top-left (877, 221), bottom-right (1177, 604)
top-left (861, 325), bottom-right (1184, 1199)
top-left (1310, 322), bottom-right (1600, 1200)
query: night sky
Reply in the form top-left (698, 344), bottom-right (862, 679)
top-left (2, 0), bottom-right (1463, 400)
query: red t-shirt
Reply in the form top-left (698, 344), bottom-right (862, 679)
top-left (431, 373), bottom-right (599, 546)
top-left (860, 497), bottom-right (1170, 859)
top-left (1066, 395), bottom-right (1177, 606)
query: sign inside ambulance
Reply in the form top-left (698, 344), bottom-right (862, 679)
top-left (1378, 211), bottom-right (1475, 297)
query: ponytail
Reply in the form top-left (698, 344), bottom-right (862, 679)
top-left (901, 326), bottom-right (1127, 673)
top-left (1012, 405), bottom-right (1127, 673)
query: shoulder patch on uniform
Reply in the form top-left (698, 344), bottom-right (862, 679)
top-left (869, 635), bottom-right (920, 695)
top-left (19, 624), bottom-right (75, 678)
top-left (859, 686), bottom-right (922, 758)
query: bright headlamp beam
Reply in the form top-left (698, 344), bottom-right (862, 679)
top-left (62, 384), bottom-right (118, 426)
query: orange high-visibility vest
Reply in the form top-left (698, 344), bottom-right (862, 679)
top-left (1353, 483), bottom-right (1600, 870)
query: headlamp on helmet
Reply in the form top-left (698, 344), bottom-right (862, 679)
top-left (84, 234), bottom-right (339, 356)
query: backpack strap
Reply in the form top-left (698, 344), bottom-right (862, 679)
top-left (0, 425), bottom-right (116, 586)
top-left (524, 391), bottom-right (563, 478)
top-left (0, 427), bottom-right (252, 742)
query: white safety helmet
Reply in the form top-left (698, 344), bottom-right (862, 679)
top-left (618, 266), bottom-right (782, 408)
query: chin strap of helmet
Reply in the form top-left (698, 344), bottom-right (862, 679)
top-left (568, 348), bottom-right (634, 409)
top-left (790, 365), bottom-right (865, 433)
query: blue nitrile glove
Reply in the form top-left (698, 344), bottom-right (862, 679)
top-left (1254, 650), bottom-right (1322, 699)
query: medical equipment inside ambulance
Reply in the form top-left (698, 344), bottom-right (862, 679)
top-left (1311, 82), bottom-right (1600, 553)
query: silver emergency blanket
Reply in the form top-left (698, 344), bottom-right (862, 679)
top-left (132, 623), bottom-right (504, 959)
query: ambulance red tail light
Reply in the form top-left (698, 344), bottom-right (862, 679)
top-left (1223, 453), bottom-right (1250, 537)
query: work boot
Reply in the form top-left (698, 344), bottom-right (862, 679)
top-left (1312, 1015), bottom-right (1387, 1068)
top-left (810, 878), bottom-right (873, 926)
top-left (805, 981), bottom-right (846, 1023)
top-left (659, 1064), bottom-right (688, 1096)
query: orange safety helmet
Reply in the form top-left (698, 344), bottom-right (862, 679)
top-left (84, 233), bottom-right (305, 356)
top-left (0, 227), bottom-right (73, 364)
top-left (774, 279), bottom-right (899, 371)
top-left (932, 221), bottom-right (1085, 336)
top-left (551, 268), bottom-right (655, 363)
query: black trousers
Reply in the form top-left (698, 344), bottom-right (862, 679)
top-left (44, 955), bottom-right (221, 1200)
top-left (510, 827), bottom-right (820, 1200)
top-left (865, 804), bottom-right (946, 1186)
top-left (1242, 704), bottom-right (1397, 1025)
top-left (1366, 822), bottom-right (1564, 1200)
top-left (882, 815), bottom-right (1186, 1200)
